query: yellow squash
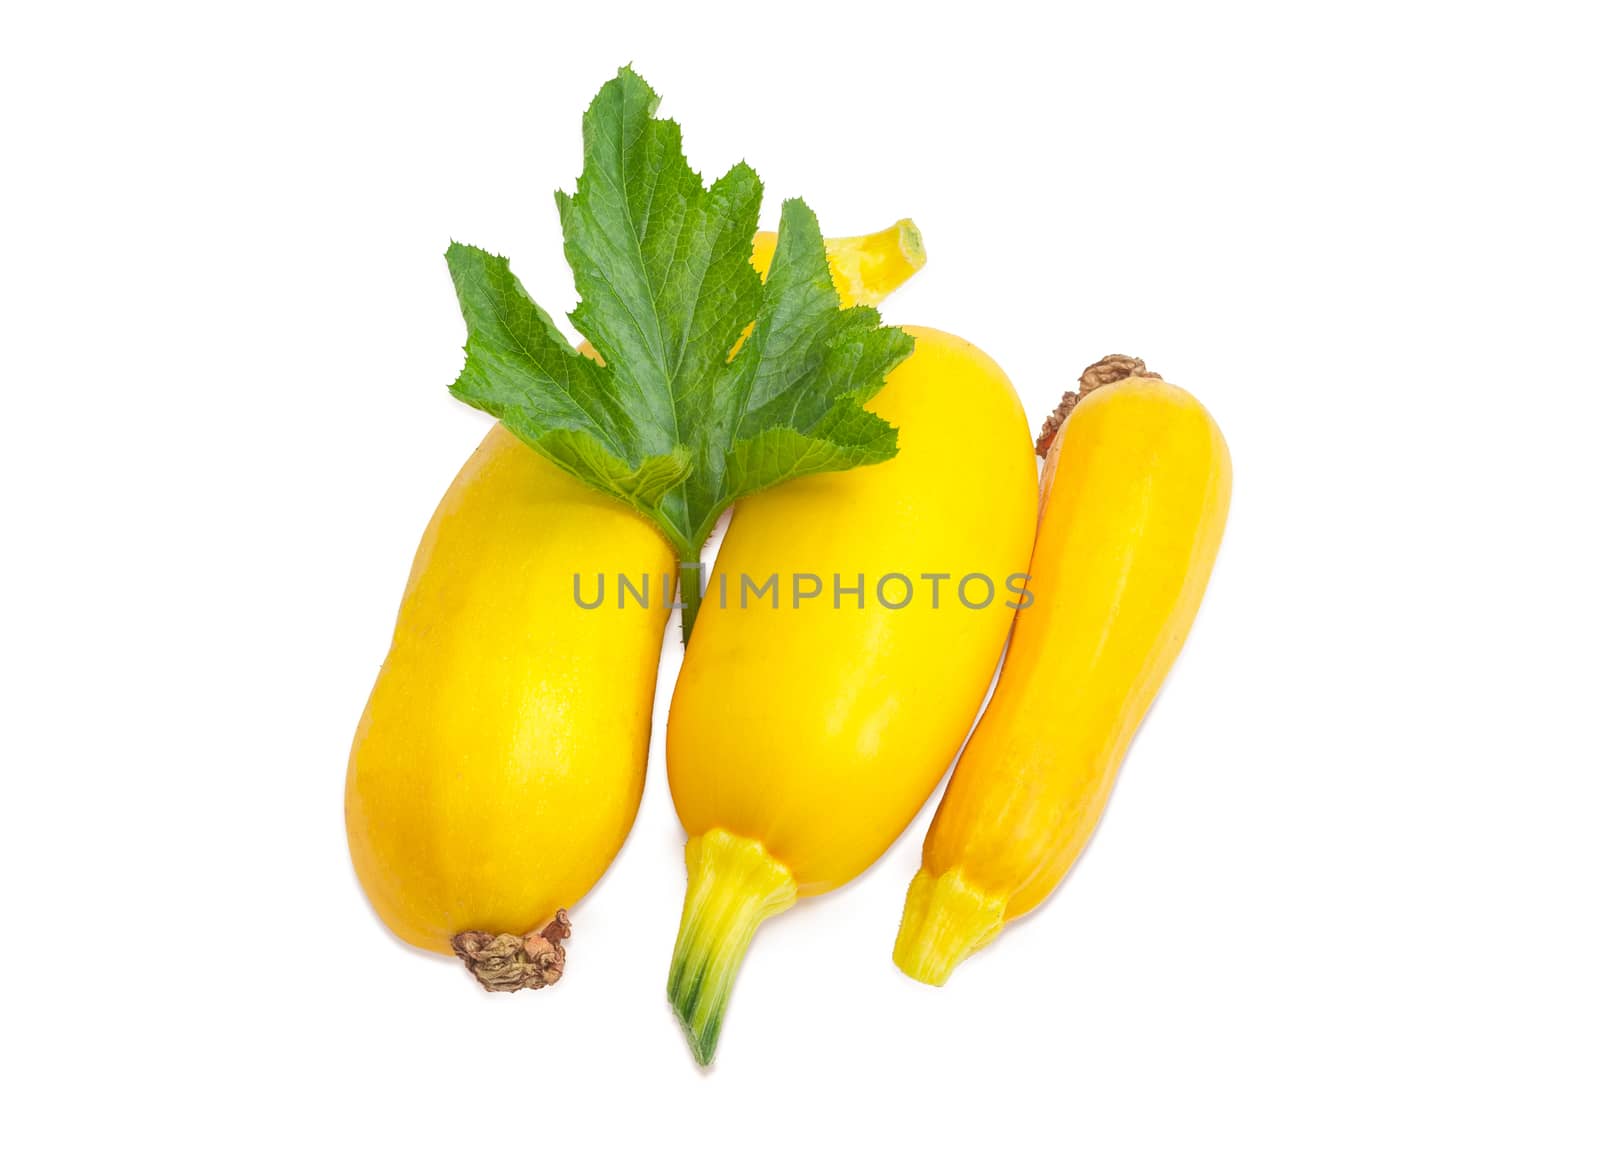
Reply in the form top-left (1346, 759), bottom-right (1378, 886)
top-left (346, 224), bottom-right (923, 990)
top-left (345, 423), bottom-right (675, 984)
top-left (665, 326), bottom-right (1039, 1062)
top-left (894, 357), bottom-right (1232, 985)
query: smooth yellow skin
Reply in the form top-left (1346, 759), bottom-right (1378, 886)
top-left (346, 425), bottom-right (675, 953)
top-left (667, 327), bottom-right (1039, 895)
top-left (895, 376), bottom-right (1232, 984)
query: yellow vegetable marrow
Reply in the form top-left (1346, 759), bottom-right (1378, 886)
top-left (894, 357), bottom-right (1232, 985)
top-left (345, 424), bottom-right (675, 986)
top-left (345, 225), bottom-right (924, 990)
top-left (665, 326), bottom-right (1039, 1061)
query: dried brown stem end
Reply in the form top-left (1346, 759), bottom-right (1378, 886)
top-left (1034, 355), bottom-right (1162, 456)
top-left (451, 910), bottom-right (572, 992)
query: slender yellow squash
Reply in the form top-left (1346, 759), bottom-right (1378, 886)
top-left (894, 357), bottom-right (1232, 985)
top-left (345, 225), bottom-right (922, 989)
top-left (665, 326), bottom-right (1039, 1062)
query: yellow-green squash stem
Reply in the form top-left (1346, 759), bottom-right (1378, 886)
top-left (667, 830), bottom-right (797, 1065)
top-left (824, 218), bottom-right (926, 308)
top-left (892, 867), bottom-right (1008, 986)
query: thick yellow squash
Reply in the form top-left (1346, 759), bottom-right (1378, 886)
top-left (894, 357), bottom-right (1232, 985)
top-left (346, 223), bottom-right (924, 989)
top-left (665, 326), bottom-right (1039, 1062)
top-left (345, 423), bottom-right (675, 980)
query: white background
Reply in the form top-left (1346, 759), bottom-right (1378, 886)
top-left (3, 2), bottom-right (1596, 1169)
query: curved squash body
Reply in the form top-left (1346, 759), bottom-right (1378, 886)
top-left (346, 424), bottom-right (674, 955)
top-left (665, 326), bottom-right (1038, 1061)
top-left (895, 374), bottom-right (1232, 985)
